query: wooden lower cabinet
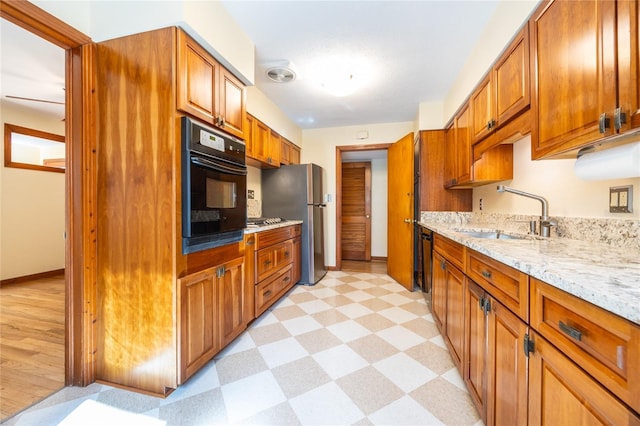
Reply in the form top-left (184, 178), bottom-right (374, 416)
top-left (178, 256), bottom-right (246, 384)
top-left (464, 280), bottom-right (528, 425)
top-left (444, 261), bottom-right (465, 371)
top-left (528, 331), bottom-right (640, 425)
top-left (432, 251), bottom-right (448, 333)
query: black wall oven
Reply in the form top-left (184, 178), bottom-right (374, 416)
top-left (181, 117), bottom-right (247, 254)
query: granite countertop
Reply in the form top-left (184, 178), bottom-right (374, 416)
top-left (419, 221), bottom-right (640, 326)
top-left (243, 220), bottom-right (303, 234)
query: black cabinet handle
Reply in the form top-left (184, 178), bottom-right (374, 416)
top-left (440, 260), bottom-right (446, 271)
top-left (559, 321), bottom-right (582, 341)
top-left (481, 270), bottom-right (492, 279)
top-left (264, 290), bottom-right (272, 298)
top-left (283, 276), bottom-right (290, 282)
top-left (264, 260), bottom-right (272, 266)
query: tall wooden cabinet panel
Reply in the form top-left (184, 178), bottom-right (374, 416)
top-left (464, 280), bottom-right (487, 424)
top-left (177, 30), bottom-right (246, 140)
top-left (454, 103), bottom-right (472, 186)
top-left (618, 0), bottom-right (640, 132)
top-left (530, 0), bottom-right (618, 159)
top-left (96, 27), bottom-right (179, 395)
top-left (471, 73), bottom-right (494, 143)
top-left (528, 331), bottom-right (640, 425)
top-left (444, 261), bottom-right (465, 371)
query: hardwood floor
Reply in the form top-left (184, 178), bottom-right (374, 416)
top-left (341, 259), bottom-right (387, 274)
top-left (0, 274), bottom-right (65, 421)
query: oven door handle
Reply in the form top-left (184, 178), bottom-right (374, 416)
top-left (191, 156), bottom-right (247, 176)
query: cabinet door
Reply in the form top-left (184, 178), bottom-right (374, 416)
top-left (177, 30), bottom-right (217, 125)
top-left (280, 139), bottom-right (291, 165)
top-left (244, 114), bottom-right (255, 159)
top-left (618, 0), bottom-right (640, 132)
top-left (528, 331), bottom-right (640, 426)
top-left (269, 129), bottom-right (281, 166)
top-left (251, 119), bottom-right (271, 164)
top-left (464, 280), bottom-right (487, 423)
top-left (454, 103), bottom-right (472, 185)
top-left (220, 257), bottom-right (246, 347)
top-left (443, 121), bottom-right (456, 188)
top-left (290, 144), bottom-right (301, 165)
top-left (494, 23), bottom-right (530, 127)
top-left (530, 0), bottom-right (618, 159)
top-left (471, 73), bottom-right (494, 143)
top-left (178, 267), bottom-right (219, 383)
top-left (445, 261), bottom-right (466, 372)
top-left (219, 68), bottom-right (245, 139)
top-left (487, 298), bottom-right (528, 426)
top-left (432, 251), bottom-right (447, 334)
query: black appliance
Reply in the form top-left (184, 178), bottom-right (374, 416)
top-left (262, 164), bottom-right (327, 285)
top-left (420, 227), bottom-right (433, 298)
top-left (181, 116), bottom-right (247, 254)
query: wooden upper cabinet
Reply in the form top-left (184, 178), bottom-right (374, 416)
top-left (617, 0), bottom-right (640, 132)
top-left (177, 30), bottom-right (217, 124)
top-left (290, 143), bottom-right (301, 164)
top-left (530, 0), bottom-right (618, 159)
top-left (471, 23), bottom-right (530, 145)
top-left (177, 30), bottom-right (246, 139)
top-left (280, 138), bottom-right (301, 165)
top-left (269, 129), bottom-right (281, 166)
top-left (471, 73), bottom-right (494, 143)
top-left (250, 116), bottom-right (271, 164)
top-left (218, 68), bottom-right (246, 139)
top-left (451, 103), bottom-right (472, 186)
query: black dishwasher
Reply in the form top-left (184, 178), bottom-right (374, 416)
top-left (420, 227), bottom-right (433, 301)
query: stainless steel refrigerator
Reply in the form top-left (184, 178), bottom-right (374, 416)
top-left (262, 164), bottom-right (327, 285)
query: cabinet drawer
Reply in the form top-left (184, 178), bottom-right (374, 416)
top-left (466, 250), bottom-right (529, 321)
top-left (255, 226), bottom-right (296, 250)
top-left (434, 234), bottom-right (466, 271)
top-left (256, 240), bottom-right (293, 283)
top-left (531, 278), bottom-right (640, 413)
top-left (255, 264), bottom-right (293, 316)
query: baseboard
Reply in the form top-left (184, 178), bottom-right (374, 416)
top-left (1, 269), bottom-right (65, 286)
top-left (327, 266), bottom-right (338, 271)
top-left (371, 256), bottom-right (387, 262)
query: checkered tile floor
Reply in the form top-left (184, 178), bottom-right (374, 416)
top-left (5, 271), bottom-right (481, 426)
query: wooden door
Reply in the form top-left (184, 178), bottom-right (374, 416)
top-left (494, 23), bottom-right (530, 127)
top-left (464, 280), bottom-right (487, 423)
top-left (618, 0), bottom-right (640, 132)
top-left (487, 298), bottom-right (528, 426)
top-left (471, 73), bottom-right (494, 143)
top-left (177, 30), bottom-right (217, 125)
top-left (220, 257), bottom-right (246, 347)
top-left (341, 162), bottom-right (371, 261)
top-left (387, 133), bottom-right (414, 291)
top-left (454, 103), bottom-right (472, 185)
top-left (528, 331), bottom-right (640, 425)
top-left (178, 267), bottom-right (219, 384)
top-left (432, 252), bottom-right (447, 333)
top-left (445, 263), bottom-right (465, 372)
top-left (530, 0), bottom-right (617, 159)
top-left (218, 68), bottom-right (245, 139)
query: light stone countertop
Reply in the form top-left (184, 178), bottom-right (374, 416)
top-left (243, 220), bottom-right (303, 234)
top-left (419, 221), bottom-right (640, 326)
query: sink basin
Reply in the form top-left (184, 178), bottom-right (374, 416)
top-left (454, 230), bottom-right (529, 240)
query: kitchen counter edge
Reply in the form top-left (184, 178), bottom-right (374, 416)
top-left (244, 220), bottom-right (303, 234)
top-left (419, 221), bottom-right (640, 325)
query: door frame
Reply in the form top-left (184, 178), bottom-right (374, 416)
top-left (335, 143), bottom-right (389, 271)
top-left (1, 1), bottom-right (95, 386)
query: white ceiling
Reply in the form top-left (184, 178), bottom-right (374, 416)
top-left (0, 19), bottom-right (66, 121)
top-left (220, 0), bottom-right (500, 129)
top-left (1, 1), bottom-right (501, 130)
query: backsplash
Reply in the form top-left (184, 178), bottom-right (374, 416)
top-left (247, 199), bottom-right (261, 218)
top-left (421, 211), bottom-right (640, 250)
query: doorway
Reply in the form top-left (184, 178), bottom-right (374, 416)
top-left (336, 145), bottom-right (389, 272)
top-left (0, 0), bottom-right (94, 420)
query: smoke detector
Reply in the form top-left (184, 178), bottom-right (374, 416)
top-left (266, 66), bottom-right (296, 83)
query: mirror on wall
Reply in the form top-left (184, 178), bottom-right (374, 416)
top-left (4, 123), bottom-right (65, 173)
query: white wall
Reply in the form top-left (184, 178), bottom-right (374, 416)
top-left (33, 0), bottom-right (255, 84)
top-left (474, 136), bottom-right (640, 219)
top-left (370, 158), bottom-right (388, 257)
top-left (302, 122), bottom-right (414, 267)
top-left (1, 101), bottom-right (66, 280)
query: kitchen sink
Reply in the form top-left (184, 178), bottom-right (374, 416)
top-left (454, 230), bottom-right (530, 240)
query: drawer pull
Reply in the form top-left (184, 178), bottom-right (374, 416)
top-left (481, 270), bottom-right (492, 279)
top-left (559, 321), bottom-right (582, 341)
top-left (263, 290), bottom-right (272, 298)
top-left (284, 251), bottom-right (290, 257)
top-left (264, 260), bottom-right (272, 266)
top-left (283, 276), bottom-right (290, 282)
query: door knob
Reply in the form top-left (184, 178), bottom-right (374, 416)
top-left (366, 215), bottom-right (370, 219)
top-left (404, 218), bottom-right (411, 223)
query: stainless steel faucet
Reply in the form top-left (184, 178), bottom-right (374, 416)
top-left (497, 185), bottom-right (554, 237)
